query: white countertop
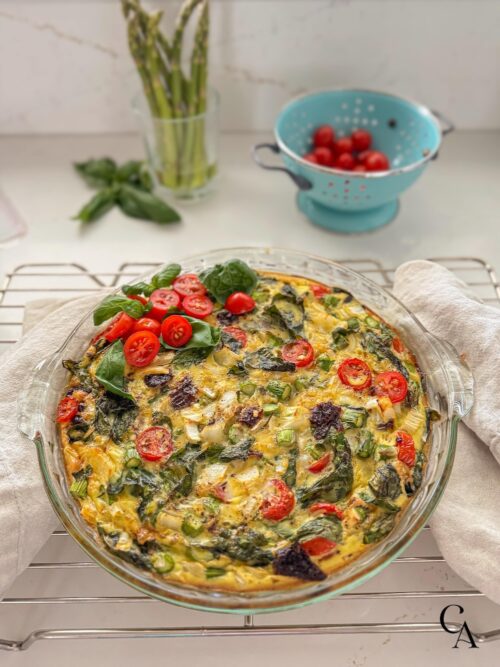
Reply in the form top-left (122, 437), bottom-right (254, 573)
top-left (1, 131), bottom-right (499, 665)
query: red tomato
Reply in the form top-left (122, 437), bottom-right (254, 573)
top-left (338, 358), bottom-right (372, 390)
top-left (374, 371), bottom-right (408, 403)
top-left (335, 137), bottom-right (354, 154)
top-left (358, 150), bottom-right (371, 164)
top-left (128, 294), bottom-right (147, 305)
top-left (56, 396), bottom-right (79, 423)
top-left (225, 292), bottom-right (255, 315)
top-left (282, 339), bottom-right (314, 367)
top-left (308, 452), bottom-right (331, 473)
top-left (148, 288), bottom-right (181, 321)
top-left (301, 537), bottom-right (337, 557)
top-left (172, 273), bottom-right (206, 297)
top-left (310, 503), bottom-right (344, 519)
top-left (223, 326), bottom-right (248, 348)
top-left (102, 312), bottom-right (135, 342)
top-left (132, 317), bottom-right (161, 337)
top-left (353, 164), bottom-right (367, 173)
top-left (124, 330), bottom-right (160, 367)
top-left (161, 314), bottom-right (193, 348)
top-left (136, 426), bottom-right (173, 462)
top-left (396, 430), bottom-right (416, 467)
top-left (365, 151), bottom-right (390, 172)
top-left (303, 152), bottom-right (319, 164)
top-left (313, 146), bottom-right (335, 167)
top-left (182, 294), bottom-right (213, 319)
top-left (336, 152), bottom-right (356, 171)
top-left (311, 283), bottom-right (330, 298)
top-left (212, 483), bottom-right (229, 503)
top-left (260, 479), bottom-right (295, 521)
top-left (313, 125), bottom-right (336, 149)
top-left (351, 129), bottom-right (372, 152)
top-left (392, 337), bottom-right (404, 353)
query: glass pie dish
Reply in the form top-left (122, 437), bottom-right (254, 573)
top-left (18, 247), bottom-right (473, 614)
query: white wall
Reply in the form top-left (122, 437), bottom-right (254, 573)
top-left (1, 0), bottom-right (499, 134)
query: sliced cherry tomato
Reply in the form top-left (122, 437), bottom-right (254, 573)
top-left (132, 317), bottom-right (161, 337)
top-left (56, 396), bottom-right (79, 423)
top-left (364, 151), bottom-right (390, 172)
top-left (313, 125), bottom-right (336, 149)
top-left (161, 314), bottom-right (193, 348)
top-left (223, 326), bottom-right (247, 348)
top-left (128, 294), bottom-right (147, 305)
top-left (182, 294), bottom-right (213, 319)
top-left (338, 358), bottom-right (372, 390)
top-left (310, 503), bottom-right (344, 519)
top-left (124, 330), bottom-right (160, 367)
top-left (303, 152), bottom-right (319, 164)
top-left (136, 426), bottom-right (173, 462)
top-left (172, 273), bottom-right (206, 297)
top-left (313, 146), bottom-right (335, 167)
top-left (311, 283), bottom-right (330, 298)
top-left (396, 431), bottom-right (416, 467)
top-left (260, 479), bottom-right (295, 521)
top-left (308, 452), bottom-right (331, 473)
top-left (301, 536), bottom-right (337, 557)
top-left (212, 483), bottom-right (229, 503)
top-left (335, 137), bottom-right (354, 154)
top-left (392, 337), bottom-right (404, 353)
top-left (281, 339), bottom-right (314, 368)
top-left (148, 288), bottom-right (181, 321)
top-left (102, 312), bottom-right (135, 342)
top-left (351, 129), bottom-right (372, 152)
top-left (374, 371), bottom-right (408, 404)
top-left (336, 152), bottom-right (356, 171)
top-left (225, 292), bottom-right (255, 315)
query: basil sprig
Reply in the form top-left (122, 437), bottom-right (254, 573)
top-left (95, 340), bottom-right (134, 401)
top-left (73, 158), bottom-right (181, 225)
top-left (93, 295), bottom-right (149, 326)
top-left (161, 316), bottom-right (220, 351)
top-left (122, 263), bottom-right (181, 297)
top-left (199, 259), bottom-right (258, 303)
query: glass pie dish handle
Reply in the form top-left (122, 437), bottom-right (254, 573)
top-left (432, 337), bottom-right (474, 419)
top-left (18, 353), bottom-right (60, 441)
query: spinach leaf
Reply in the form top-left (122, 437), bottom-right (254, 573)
top-left (107, 467), bottom-right (162, 497)
top-left (369, 463), bottom-right (401, 500)
top-left (122, 263), bottom-right (181, 297)
top-left (98, 526), bottom-right (153, 570)
top-left (295, 515), bottom-right (343, 543)
top-left (209, 528), bottom-right (272, 566)
top-left (363, 513), bottom-right (396, 544)
top-left (413, 450), bottom-right (426, 489)
top-left (117, 184), bottom-right (181, 224)
top-left (208, 437), bottom-right (256, 462)
top-left (161, 316), bottom-right (220, 351)
top-left (73, 188), bottom-right (117, 224)
top-left (199, 259), bottom-right (258, 303)
top-left (361, 331), bottom-right (409, 379)
top-left (95, 340), bottom-right (134, 401)
top-left (94, 393), bottom-right (137, 442)
top-left (244, 348), bottom-right (296, 372)
top-left (93, 294), bottom-right (146, 326)
top-left (267, 295), bottom-right (304, 337)
top-left (62, 359), bottom-right (96, 392)
top-left (74, 158), bottom-right (117, 188)
top-left (172, 347), bottom-right (212, 368)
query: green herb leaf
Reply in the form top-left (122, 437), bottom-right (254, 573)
top-left (95, 340), bottom-right (134, 400)
top-left (199, 259), bottom-right (258, 303)
top-left (93, 294), bottom-right (146, 326)
top-left (73, 188), bottom-right (117, 224)
top-left (122, 263), bottom-right (181, 298)
top-left (74, 158), bottom-right (117, 188)
top-left (161, 316), bottom-right (220, 351)
top-left (117, 184), bottom-right (181, 224)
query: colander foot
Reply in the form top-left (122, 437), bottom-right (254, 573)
top-left (297, 193), bottom-right (399, 234)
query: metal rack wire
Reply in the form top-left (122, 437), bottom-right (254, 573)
top-left (0, 257), bottom-right (499, 651)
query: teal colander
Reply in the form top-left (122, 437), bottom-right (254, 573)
top-left (253, 89), bottom-right (453, 233)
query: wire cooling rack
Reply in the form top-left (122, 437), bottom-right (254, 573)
top-left (0, 257), bottom-right (499, 652)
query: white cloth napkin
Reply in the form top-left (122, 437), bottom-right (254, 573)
top-left (393, 260), bottom-right (500, 603)
top-left (0, 293), bottom-right (103, 597)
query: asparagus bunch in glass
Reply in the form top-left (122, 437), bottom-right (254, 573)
top-left (122, 0), bottom-right (214, 194)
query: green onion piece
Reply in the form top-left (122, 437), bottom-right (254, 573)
top-left (365, 316), bottom-right (380, 329)
top-left (228, 424), bottom-right (243, 444)
top-left (267, 380), bottom-right (292, 401)
top-left (205, 566), bottom-right (226, 579)
top-left (377, 445), bottom-right (397, 460)
top-left (239, 381), bottom-right (257, 397)
top-left (263, 403), bottom-right (280, 416)
top-left (322, 294), bottom-right (340, 310)
top-left (181, 515), bottom-right (204, 537)
top-left (356, 432), bottom-right (375, 458)
top-left (294, 377), bottom-right (308, 391)
top-left (276, 429), bottom-right (296, 446)
top-left (331, 328), bottom-right (349, 350)
top-left (354, 506), bottom-right (368, 521)
top-left (316, 353), bottom-right (333, 372)
top-left (151, 552), bottom-right (174, 574)
top-left (347, 317), bottom-right (360, 332)
top-left (252, 290), bottom-right (269, 303)
top-left (267, 332), bottom-right (284, 347)
top-left (69, 478), bottom-right (88, 499)
top-left (341, 407), bottom-right (368, 429)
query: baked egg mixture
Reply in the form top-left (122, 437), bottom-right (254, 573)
top-left (57, 259), bottom-right (434, 591)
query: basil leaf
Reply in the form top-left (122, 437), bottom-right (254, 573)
top-left (117, 184), bottom-right (181, 224)
top-left (93, 295), bottom-right (146, 326)
top-left (95, 340), bottom-right (134, 401)
top-left (73, 188), bottom-right (116, 224)
top-left (74, 158), bottom-right (117, 188)
top-left (161, 316), bottom-right (220, 351)
top-left (121, 281), bottom-right (152, 297)
top-left (199, 259), bottom-right (258, 303)
top-left (122, 263), bottom-right (181, 298)
top-left (116, 160), bottom-right (143, 185)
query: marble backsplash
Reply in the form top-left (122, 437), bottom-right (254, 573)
top-left (1, 0), bottom-right (499, 134)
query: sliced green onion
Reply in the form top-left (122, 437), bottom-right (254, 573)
top-left (331, 328), bottom-right (349, 350)
top-left (365, 316), bottom-right (380, 329)
top-left (376, 445), bottom-right (397, 460)
top-left (267, 380), bottom-right (292, 401)
top-left (347, 317), bottom-right (360, 332)
top-left (341, 407), bottom-right (368, 429)
top-left (181, 514), bottom-right (204, 537)
top-left (69, 478), bottom-right (88, 499)
top-left (354, 506), bottom-right (368, 521)
top-left (322, 294), bottom-right (340, 310)
top-left (205, 566), bottom-right (226, 579)
top-left (276, 429), bottom-right (296, 446)
top-left (151, 551), bottom-right (174, 574)
top-left (263, 403), bottom-right (280, 416)
top-left (228, 424), bottom-right (243, 444)
top-left (356, 432), bottom-right (375, 459)
top-left (239, 381), bottom-right (257, 397)
top-left (316, 353), bottom-right (333, 372)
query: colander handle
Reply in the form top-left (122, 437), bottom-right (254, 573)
top-left (252, 143), bottom-right (313, 191)
top-left (432, 110), bottom-right (454, 136)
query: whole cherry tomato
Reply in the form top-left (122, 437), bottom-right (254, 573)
top-left (353, 164), bottom-right (367, 173)
top-left (303, 152), bottom-right (319, 164)
top-left (313, 125), bottom-right (336, 149)
top-left (365, 151), bottom-right (390, 172)
top-left (225, 292), bottom-right (255, 315)
top-left (313, 146), bottom-right (335, 167)
top-left (336, 152), bottom-right (356, 171)
top-left (351, 129), bottom-right (372, 152)
top-left (335, 137), bottom-right (354, 154)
